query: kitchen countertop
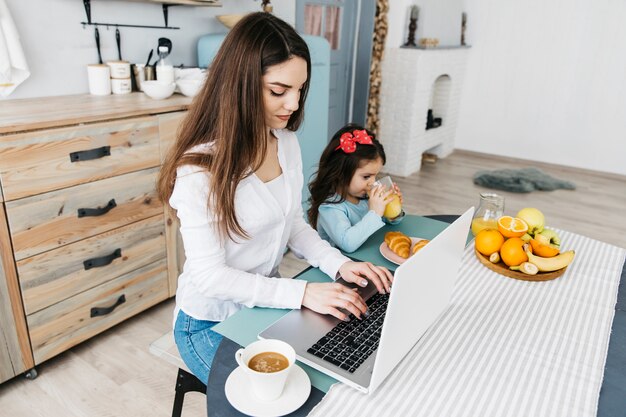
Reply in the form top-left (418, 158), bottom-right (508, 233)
top-left (0, 93), bottom-right (193, 135)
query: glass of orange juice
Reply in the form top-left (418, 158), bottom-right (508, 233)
top-left (373, 176), bottom-right (402, 219)
top-left (471, 193), bottom-right (505, 236)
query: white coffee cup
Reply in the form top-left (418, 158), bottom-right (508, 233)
top-left (107, 60), bottom-right (131, 79)
top-left (87, 64), bottom-right (111, 96)
top-left (235, 339), bottom-right (295, 401)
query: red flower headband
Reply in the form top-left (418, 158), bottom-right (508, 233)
top-left (335, 129), bottom-right (373, 153)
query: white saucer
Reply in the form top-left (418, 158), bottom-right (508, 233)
top-left (225, 364), bottom-right (311, 417)
top-left (379, 236), bottom-right (428, 265)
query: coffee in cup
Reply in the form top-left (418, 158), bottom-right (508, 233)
top-left (235, 339), bottom-right (295, 401)
top-left (248, 351), bottom-right (290, 373)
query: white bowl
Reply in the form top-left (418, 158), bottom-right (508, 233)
top-left (177, 78), bottom-right (203, 97)
top-left (142, 80), bottom-right (175, 100)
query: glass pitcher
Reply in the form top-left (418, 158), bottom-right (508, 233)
top-left (471, 193), bottom-right (505, 236)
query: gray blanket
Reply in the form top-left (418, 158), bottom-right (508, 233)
top-left (473, 167), bottom-right (576, 193)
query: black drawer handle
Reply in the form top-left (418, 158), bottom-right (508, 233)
top-left (70, 146), bottom-right (111, 162)
top-left (90, 294), bottom-right (126, 318)
top-left (77, 199), bottom-right (117, 218)
top-left (83, 248), bottom-right (121, 270)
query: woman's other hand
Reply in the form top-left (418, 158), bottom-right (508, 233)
top-left (368, 184), bottom-right (393, 217)
top-left (302, 282), bottom-right (368, 321)
top-left (339, 261), bottom-right (393, 294)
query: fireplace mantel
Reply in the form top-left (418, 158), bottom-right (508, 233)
top-left (378, 47), bottom-right (470, 176)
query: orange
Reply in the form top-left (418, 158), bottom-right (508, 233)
top-left (500, 237), bottom-right (528, 266)
top-left (530, 238), bottom-right (560, 257)
top-left (497, 216), bottom-right (529, 238)
top-left (475, 229), bottom-right (505, 256)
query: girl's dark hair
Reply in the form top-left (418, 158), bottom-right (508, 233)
top-left (158, 12), bottom-right (311, 241)
top-left (307, 124), bottom-right (386, 228)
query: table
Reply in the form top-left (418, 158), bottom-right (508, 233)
top-left (208, 215), bottom-right (626, 416)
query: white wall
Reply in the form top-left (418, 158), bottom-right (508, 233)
top-left (7, 1), bottom-right (626, 175)
top-left (455, 0), bottom-right (626, 176)
top-left (4, 0), bottom-right (294, 99)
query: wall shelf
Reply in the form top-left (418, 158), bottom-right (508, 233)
top-left (81, 0), bottom-right (222, 31)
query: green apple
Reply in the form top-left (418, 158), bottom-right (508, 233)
top-left (539, 229), bottom-right (561, 248)
top-left (520, 233), bottom-right (532, 243)
top-left (516, 207), bottom-right (545, 236)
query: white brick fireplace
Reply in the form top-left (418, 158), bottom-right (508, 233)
top-left (378, 47), bottom-right (470, 176)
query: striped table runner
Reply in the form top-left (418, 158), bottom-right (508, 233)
top-left (308, 230), bottom-right (625, 417)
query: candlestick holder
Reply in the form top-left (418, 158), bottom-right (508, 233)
top-left (404, 17), bottom-right (417, 47)
top-left (404, 5), bottom-right (419, 47)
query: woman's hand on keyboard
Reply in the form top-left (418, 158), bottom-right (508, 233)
top-left (302, 282), bottom-right (368, 321)
top-left (338, 261), bottom-right (393, 294)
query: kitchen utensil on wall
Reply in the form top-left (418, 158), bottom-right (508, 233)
top-left (158, 37), bottom-right (172, 55)
top-left (145, 49), bottom-right (154, 67)
top-left (94, 27), bottom-right (103, 64)
top-left (115, 28), bottom-right (122, 60)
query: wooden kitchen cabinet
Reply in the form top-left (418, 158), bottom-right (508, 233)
top-left (0, 205), bottom-right (35, 384)
top-left (0, 93), bottom-right (191, 381)
top-left (158, 112), bottom-right (187, 296)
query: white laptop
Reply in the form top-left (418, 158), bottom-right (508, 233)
top-left (259, 207), bottom-right (474, 394)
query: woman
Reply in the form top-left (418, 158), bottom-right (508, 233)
top-left (157, 12), bottom-right (393, 384)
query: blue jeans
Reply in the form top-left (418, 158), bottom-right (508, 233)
top-left (173, 310), bottom-right (223, 384)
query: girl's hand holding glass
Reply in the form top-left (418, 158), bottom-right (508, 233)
top-left (372, 176), bottom-right (403, 220)
top-left (393, 183), bottom-right (404, 205)
top-left (368, 184), bottom-right (395, 217)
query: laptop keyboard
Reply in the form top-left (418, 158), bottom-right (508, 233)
top-left (306, 292), bottom-right (390, 373)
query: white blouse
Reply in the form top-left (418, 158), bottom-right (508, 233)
top-left (169, 129), bottom-right (349, 322)
top-left (264, 173), bottom-right (287, 214)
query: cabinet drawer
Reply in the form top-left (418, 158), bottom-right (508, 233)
top-left (27, 259), bottom-right (168, 365)
top-left (0, 117), bottom-right (160, 201)
top-left (18, 215), bottom-right (166, 315)
top-left (6, 168), bottom-right (162, 260)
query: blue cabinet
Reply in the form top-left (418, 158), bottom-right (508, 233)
top-left (197, 33), bottom-right (330, 205)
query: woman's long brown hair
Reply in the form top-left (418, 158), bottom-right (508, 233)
top-left (158, 12), bottom-right (311, 241)
top-left (307, 124), bottom-right (386, 229)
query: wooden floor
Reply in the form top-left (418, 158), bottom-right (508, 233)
top-left (0, 150), bottom-right (624, 416)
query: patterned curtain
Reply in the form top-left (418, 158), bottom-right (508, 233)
top-left (324, 6), bottom-right (341, 50)
top-left (304, 5), bottom-right (323, 37)
top-left (366, 0), bottom-right (389, 134)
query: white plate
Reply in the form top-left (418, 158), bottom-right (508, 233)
top-left (225, 364), bottom-right (311, 417)
top-left (379, 236), bottom-right (428, 265)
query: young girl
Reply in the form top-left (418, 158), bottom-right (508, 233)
top-left (308, 124), bottom-right (404, 253)
top-left (157, 13), bottom-right (393, 384)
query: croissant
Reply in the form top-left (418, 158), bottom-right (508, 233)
top-left (411, 239), bottom-right (429, 255)
top-left (384, 231), bottom-right (411, 258)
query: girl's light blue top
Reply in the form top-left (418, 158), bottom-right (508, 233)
top-left (317, 196), bottom-right (404, 253)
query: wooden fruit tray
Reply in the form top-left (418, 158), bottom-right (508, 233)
top-left (474, 249), bottom-right (567, 282)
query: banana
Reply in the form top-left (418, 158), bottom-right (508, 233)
top-left (525, 249), bottom-right (575, 272)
